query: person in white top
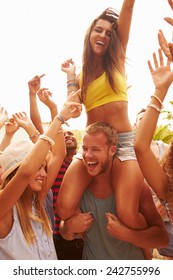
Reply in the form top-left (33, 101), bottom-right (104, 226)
top-left (135, 108), bottom-right (173, 259)
top-left (0, 94), bottom-right (82, 260)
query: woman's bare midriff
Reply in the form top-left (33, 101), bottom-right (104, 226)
top-left (86, 101), bottom-right (132, 133)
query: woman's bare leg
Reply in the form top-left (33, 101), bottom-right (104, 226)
top-left (111, 158), bottom-right (148, 229)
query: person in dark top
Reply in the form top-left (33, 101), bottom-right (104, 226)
top-left (52, 130), bottom-right (84, 259)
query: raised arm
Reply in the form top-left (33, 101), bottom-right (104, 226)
top-left (0, 105), bottom-right (8, 129)
top-left (134, 49), bottom-right (173, 200)
top-left (61, 59), bottom-right (81, 103)
top-left (158, 30), bottom-right (173, 62)
top-left (0, 118), bottom-right (19, 151)
top-left (158, 0), bottom-right (173, 62)
top-left (164, 0), bottom-right (173, 26)
top-left (168, 0), bottom-right (173, 9)
top-left (28, 74), bottom-right (45, 134)
top-left (10, 110), bottom-right (62, 196)
top-left (118, 0), bottom-right (135, 53)
top-left (12, 111), bottom-right (40, 143)
top-left (0, 100), bottom-right (82, 219)
top-left (37, 88), bottom-right (58, 121)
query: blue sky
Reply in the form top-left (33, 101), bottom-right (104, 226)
top-left (0, 0), bottom-right (173, 129)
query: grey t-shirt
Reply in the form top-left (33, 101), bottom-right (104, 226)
top-left (80, 189), bottom-right (145, 260)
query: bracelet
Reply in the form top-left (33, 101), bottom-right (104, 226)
top-left (67, 83), bottom-right (78, 88)
top-left (150, 95), bottom-right (164, 108)
top-left (39, 134), bottom-right (55, 147)
top-left (147, 103), bottom-right (162, 113)
top-left (56, 114), bottom-right (70, 127)
top-left (29, 131), bottom-right (40, 141)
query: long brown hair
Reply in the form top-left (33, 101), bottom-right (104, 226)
top-left (160, 141), bottom-right (173, 185)
top-left (81, 7), bottom-right (125, 100)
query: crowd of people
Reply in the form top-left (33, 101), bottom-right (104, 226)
top-left (0, 0), bottom-right (173, 260)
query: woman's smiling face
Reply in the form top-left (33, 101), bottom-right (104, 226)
top-left (90, 19), bottom-right (113, 56)
top-left (29, 161), bottom-right (47, 192)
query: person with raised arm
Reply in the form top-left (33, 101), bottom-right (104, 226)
top-left (58, 0), bottom-right (149, 233)
top-left (134, 48), bottom-right (173, 228)
top-left (60, 122), bottom-right (169, 260)
top-left (0, 95), bottom-right (82, 259)
top-left (158, 0), bottom-right (173, 62)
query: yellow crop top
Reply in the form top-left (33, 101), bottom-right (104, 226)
top-left (80, 71), bottom-right (128, 112)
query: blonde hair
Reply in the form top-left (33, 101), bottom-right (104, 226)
top-left (85, 122), bottom-right (118, 146)
top-left (1, 168), bottom-right (51, 245)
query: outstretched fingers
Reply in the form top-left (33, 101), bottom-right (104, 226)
top-left (158, 30), bottom-right (173, 62)
top-left (148, 49), bottom-right (167, 73)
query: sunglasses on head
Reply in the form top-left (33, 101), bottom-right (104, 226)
top-left (105, 8), bottom-right (119, 19)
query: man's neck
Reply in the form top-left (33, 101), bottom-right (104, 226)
top-left (89, 168), bottom-right (113, 199)
top-left (65, 149), bottom-right (76, 163)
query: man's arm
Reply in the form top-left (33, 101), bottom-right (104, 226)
top-left (106, 182), bottom-right (169, 249)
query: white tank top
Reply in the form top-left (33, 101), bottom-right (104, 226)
top-left (0, 206), bottom-right (57, 260)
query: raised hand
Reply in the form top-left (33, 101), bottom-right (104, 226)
top-left (0, 106), bottom-right (8, 128)
top-left (59, 98), bottom-right (82, 121)
top-left (37, 87), bottom-right (58, 119)
top-left (28, 74), bottom-right (45, 95)
top-left (4, 118), bottom-right (19, 135)
top-left (164, 16), bottom-right (173, 26)
top-left (148, 49), bottom-right (173, 92)
top-left (12, 111), bottom-right (33, 130)
top-left (0, 117), bottom-right (19, 153)
top-left (61, 58), bottom-right (76, 77)
top-left (12, 111), bottom-right (39, 142)
top-left (158, 30), bottom-right (173, 62)
top-left (164, 0), bottom-right (173, 25)
top-left (37, 87), bottom-right (53, 106)
top-left (159, 0), bottom-right (173, 61)
top-left (168, 0), bottom-right (173, 9)
top-left (37, 88), bottom-right (58, 120)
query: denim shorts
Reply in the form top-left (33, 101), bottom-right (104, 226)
top-left (74, 131), bottom-right (136, 162)
top-left (114, 131), bottom-right (136, 161)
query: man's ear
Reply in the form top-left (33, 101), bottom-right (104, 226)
top-left (110, 145), bottom-right (116, 156)
top-left (133, 122), bottom-right (137, 129)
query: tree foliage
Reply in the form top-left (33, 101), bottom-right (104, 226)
top-left (153, 100), bottom-right (173, 144)
top-left (153, 125), bottom-right (173, 143)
